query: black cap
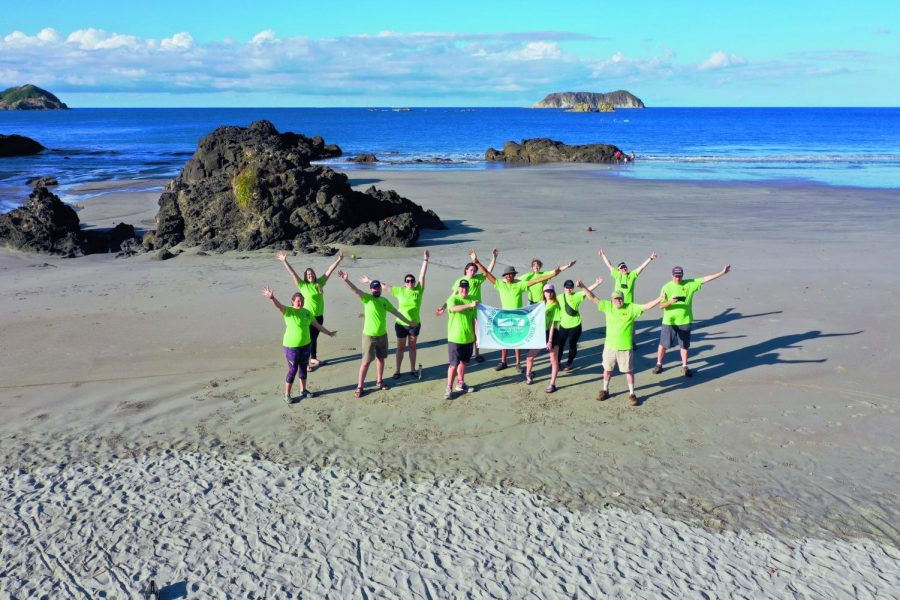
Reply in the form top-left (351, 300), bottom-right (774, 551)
top-left (563, 279), bottom-right (575, 289)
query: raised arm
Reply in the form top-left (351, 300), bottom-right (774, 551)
top-left (641, 295), bottom-right (665, 311)
top-left (469, 249), bottom-right (497, 285)
top-left (598, 248), bottom-right (614, 271)
top-left (262, 286), bottom-right (287, 314)
top-left (634, 251), bottom-right (659, 276)
top-left (322, 250), bottom-right (344, 280)
top-left (576, 280), bottom-right (600, 305)
top-left (338, 270), bottom-right (364, 298)
top-left (587, 276), bottom-right (604, 292)
top-left (486, 248), bottom-right (498, 273)
top-left (524, 262), bottom-right (573, 288)
top-left (276, 252), bottom-right (302, 286)
top-left (701, 265), bottom-right (731, 284)
top-left (359, 274), bottom-right (394, 291)
top-left (418, 249), bottom-right (430, 287)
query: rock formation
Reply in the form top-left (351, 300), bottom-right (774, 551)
top-left (0, 134), bottom-right (46, 157)
top-left (150, 120), bottom-right (445, 252)
top-left (349, 153), bottom-right (379, 163)
top-left (26, 176), bottom-right (59, 187)
top-left (533, 91), bottom-right (644, 110)
top-left (0, 84), bottom-right (69, 110)
top-left (485, 138), bottom-right (624, 164)
top-left (0, 187), bottom-right (139, 257)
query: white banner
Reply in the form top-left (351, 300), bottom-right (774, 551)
top-left (476, 303), bottom-right (546, 350)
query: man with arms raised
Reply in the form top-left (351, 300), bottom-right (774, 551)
top-left (441, 279), bottom-right (479, 400)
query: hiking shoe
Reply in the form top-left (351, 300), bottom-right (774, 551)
top-left (597, 390), bottom-right (610, 402)
top-left (444, 387), bottom-right (453, 400)
top-left (682, 366), bottom-right (693, 377)
top-left (454, 382), bottom-right (470, 393)
top-left (628, 393), bottom-right (639, 406)
top-left (652, 364), bottom-right (663, 374)
top-left (495, 362), bottom-right (508, 371)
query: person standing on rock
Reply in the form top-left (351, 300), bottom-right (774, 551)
top-left (277, 250), bottom-right (344, 369)
top-left (580, 284), bottom-right (663, 406)
top-left (436, 248), bottom-right (498, 362)
top-left (556, 276), bottom-right (604, 372)
top-left (261, 286), bottom-right (337, 403)
top-left (359, 249), bottom-right (430, 379)
top-left (339, 271), bottom-right (411, 397)
top-left (469, 249), bottom-right (570, 372)
top-left (654, 265), bottom-right (731, 377)
top-left (440, 279), bottom-right (479, 400)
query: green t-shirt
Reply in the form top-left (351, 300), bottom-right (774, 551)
top-left (597, 300), bottom-right (644, 351)
top-left (660, 279), bottom-right (703, 325)
top-left (446, 294), bottom-right (476, 344)
top-left (282, 306), bottom-right (313, 347)
top-left (452, 273), bottom-right (486, 302)
top-left (360, 293), bottom-right (394, 336)
top-left (494, 280), bottom-right (528, 309)
top-left (610, 268), bottom-right (640, 304)
top-left (296, 276), bottom-right (328, 317)
top-left (391, 284), bottom-right (424, 324)
top-left (521, 271), bottom-right (553, 303)
top-left (544, 302), bottom-right (561, 330)
top-left (558, 291), bottom-right (586, 329)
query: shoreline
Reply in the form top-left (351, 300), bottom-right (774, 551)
top-left (1, 168), bottom-right (899, 592)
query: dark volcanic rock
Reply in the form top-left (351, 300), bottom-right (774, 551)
top-left (0, 188), bottom-right (138, 256)
top-left (349, 153), bottom-right (378, 163)
top-left (0, 187), bottom-right (84, 256)
top-left (0, 134), bottom-right (46, 157)
top-left (152, 120), bottom-right (445, 252)
top-left (26, 176), bottom-right (58, 187)
top-left (485, 138), bottom-right (624, 164)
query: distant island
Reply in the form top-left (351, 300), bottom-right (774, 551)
top-left (533, 90), bottom-right (645, 110)
top-left (0, 84), bottom-right (69, 110)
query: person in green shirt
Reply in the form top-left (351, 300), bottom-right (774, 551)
top-left (360, 250), bottom-right (430, 380)
top-left (524, 284), bottom-right (563, 393)
top-left (261, 286), bottom-right (337, 404)
top-left (654, 264), bottom-right (731, 377)
top-left (338, 271), bottom-right (411, 398)
top-left (469, 249), bottom-right (570, 372)
top-left (276, 249), bottom-right (344, 368)
top-left (581, 285), bottom-right (663, 406)
top-left (598, 248), bottom-right (658, 304)
top-left (557, 276), bottom-right (604, 372)
top-left (444, 248), bottom-right (497, 362)
top-left (440, 279), bottom-right (479, 400)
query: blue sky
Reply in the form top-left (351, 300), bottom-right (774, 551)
top-left (2, 0), bottom-right (897, 107)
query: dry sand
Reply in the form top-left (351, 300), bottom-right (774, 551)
top-left (1, 167), bottom-right (899, 596)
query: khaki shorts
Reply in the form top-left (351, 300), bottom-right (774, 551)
top-left (362, 334), bottom-right (389, 362)
top-left (602, 346), bottom-right (634, 373)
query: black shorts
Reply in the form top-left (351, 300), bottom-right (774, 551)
top-left (660, 324), bottom-right (692, 349)
top-left (448, 342), bottom-right (474, 366)
top-left (546, 329), bottom-right (559, 347)
top-left (395, 322), bottom-right (422, 339)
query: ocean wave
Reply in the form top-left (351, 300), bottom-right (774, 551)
top-left (639, 154), bottom-right (900, 165)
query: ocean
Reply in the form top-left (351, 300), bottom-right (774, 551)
top-left (1, 107), bottom-right (898, 211)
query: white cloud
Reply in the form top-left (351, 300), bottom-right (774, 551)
top-left (161, 32), bottom-right (194, 50)
top-left (698, 50), bottom-right (747, 71)
top-left (66, 28), bottom-right (141, 50)
top-left (250, 30), bottom-right (277, 45)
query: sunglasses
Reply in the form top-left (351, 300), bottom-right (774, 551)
top-left (405, 279), bottom-right (415, 283)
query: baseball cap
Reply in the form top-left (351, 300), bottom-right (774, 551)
top-left (611, 290), bottom-right (625, 300)
top-left (458, 279), bottom-right (470, 288)
top-left (543, 284), bottom-right (555, 292)
top-left (672, 266), bottom-right (684, 276)
top-left (369, 279), bottom-right (382, 289)
top-left (617, 262), bottom-right (627, 270)
top-left (563, 279), bottom-right (575, 289)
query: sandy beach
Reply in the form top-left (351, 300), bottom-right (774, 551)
top-left (2, 167), bottom-right (899, 596)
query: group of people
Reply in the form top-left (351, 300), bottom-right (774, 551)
top-left (263, 247), bottom-right (730, 405)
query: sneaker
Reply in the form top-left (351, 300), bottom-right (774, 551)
top-left (628, 393), bottom-right (639, 406)
top-left (525, 373), bottom-right (534, 385)
top-left (495, 362), bottom-right (508, 371)
top-left (454, 382), bottom-right (470, 393)
top-left (682, 366), bottom-right (693, 377)
top-left (517, 363), bottom-right (525, 374)
top-left (652, 364), bottom-right (663, 374)
top-left (298, 390), bottom-right (310, 400)
top-left (475, 355), bottom-right (485, 363)
top-left (545, 384), bottom-right (557, 394)
top-left (283, 394), bottom-right (293, 404)
top-left (597, 389), bottom-right (609, 402)
top-left (444, 387), bottom-right (453, 400)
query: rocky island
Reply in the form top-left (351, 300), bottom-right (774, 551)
top-left (0, 84), bottom-right (69, 110)
top-left (485, 138), bottom-right (625, 164)
top-left (0, 134), bottom-right (46, 157)
top-left (533, 90), bottom-right (644, 110)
